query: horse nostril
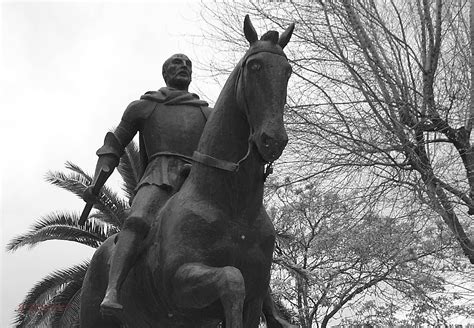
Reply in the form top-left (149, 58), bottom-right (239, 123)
top-left (259, 132), bottom-right (287, 161)
top-left (261, 132), bottom-right (286, 148)
top-left (261, 133), bottom-right (271, 148)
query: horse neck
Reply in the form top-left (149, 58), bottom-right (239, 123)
top-left (198, 67), bottom-right (248, 161)
top-left (189, 68), bottom-right (265, 219)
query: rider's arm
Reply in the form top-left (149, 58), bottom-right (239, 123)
top-left (85, 100), bottom-right (153, 198)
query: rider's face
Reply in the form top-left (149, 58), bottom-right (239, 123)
top-left (164, 55), bottom-right (192, 90)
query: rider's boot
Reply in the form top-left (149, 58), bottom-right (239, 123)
top-left (100, 228), bottom-right (143, 318)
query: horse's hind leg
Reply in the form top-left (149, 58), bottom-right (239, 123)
top-left (81, 271), bottom-right (123, 328)
top-left (80, 236), bottom-right (123, 328)
top-left (172, 263), bottom-right (245, 328)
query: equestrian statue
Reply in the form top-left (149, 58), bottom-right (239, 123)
top-left (80, 15), bottom-right (295, 328)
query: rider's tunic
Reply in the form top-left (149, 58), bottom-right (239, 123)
top-left (112, 87), bottom-right (211, 193)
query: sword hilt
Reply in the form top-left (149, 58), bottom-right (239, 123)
top-left (78, 165), bottom-right (111, 225)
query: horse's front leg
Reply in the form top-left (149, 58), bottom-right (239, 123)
top-left (172, 263), bottom-right (245, 328)
top-left (243, 297), bottom-right (264, 328)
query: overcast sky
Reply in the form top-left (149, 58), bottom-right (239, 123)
top-left (0, 1), bottom-right (223, 325)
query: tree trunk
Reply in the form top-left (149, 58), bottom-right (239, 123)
top-left (469, 0), bottom-right (474, 131)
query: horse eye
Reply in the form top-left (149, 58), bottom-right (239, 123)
top-left (249, 62), bottom-right (261, 71)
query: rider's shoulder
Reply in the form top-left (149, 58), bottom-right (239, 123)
top-left (122, 99), bottom-right (156, 121)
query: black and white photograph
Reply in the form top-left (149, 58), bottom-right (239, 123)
top-left (1, 1), bottom-right (473, 327)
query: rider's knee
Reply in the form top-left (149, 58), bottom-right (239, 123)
top-left (123, 215), bottom-right (151, 236)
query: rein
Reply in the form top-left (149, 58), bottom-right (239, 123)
top-left (192, 147), bottom-right (273, 181)
top-left (192, 49), bottom-right (286, 181)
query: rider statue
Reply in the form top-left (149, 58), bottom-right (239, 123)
top-left (83, 53), bottom-right (295, 327)
top-left (83, 53), bottom-right (211, 316)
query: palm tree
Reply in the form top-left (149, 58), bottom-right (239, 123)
top-left (6, 142), bottom-right (141, 328)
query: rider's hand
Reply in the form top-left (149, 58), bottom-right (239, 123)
top-left (83, 185), bottom-right (98, 204)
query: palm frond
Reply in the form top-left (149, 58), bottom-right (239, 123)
top-left (6, 212), bottom-right (111, 252)
top-left (46, 165), bottom-right (128, 227)
top-left (64, 161), bottom-right (92, 180)
top-left (20, 307), bottom-right (55, 328)
top-left (57, 288), bottom-right (81, 328)
top-left (16, 289), bottom-right (57, 328)
top-left (50, 262), bottom-right (88, 328)
top-left (45, 170), bottom-right (90, 200)
top-left (93, 185), bottom-right (128, 227)
top-left (89, 212), bottom-right (124, 232)
top-left (118, 141), bottom-right (142, 201)
top-left (10, 160), bottom-right (133, 326)
top-left (13, 262), bottom-right (89, 328)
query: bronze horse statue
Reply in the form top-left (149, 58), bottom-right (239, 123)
top-left (80, 15), bottom-right (294, 328)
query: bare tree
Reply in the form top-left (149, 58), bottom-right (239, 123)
top-left (265, 180), bottom-right (472, 327)
top-left (201, 0), bottom-right (474, 263)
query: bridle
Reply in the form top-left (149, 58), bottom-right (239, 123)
top-left (192, 48), bottom-right (287, 181)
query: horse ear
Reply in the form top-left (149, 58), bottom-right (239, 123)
top-left (278, 23), bottom-right (295, 49)
top-left (244, 15), bottom-right (258, 44)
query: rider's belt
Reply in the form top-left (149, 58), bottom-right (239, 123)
top-left (148, 151), bottom-right (194, 163)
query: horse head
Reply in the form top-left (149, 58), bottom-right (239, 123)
top-left (237, 15), bottom-right (294, 163)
